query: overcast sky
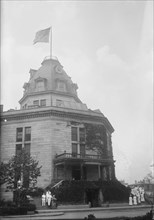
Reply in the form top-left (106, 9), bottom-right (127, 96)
top-left (1, 0), bottom-right (153, 184)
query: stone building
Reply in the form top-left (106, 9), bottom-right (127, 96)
top-left (0, 56), bottom-right (116, 199)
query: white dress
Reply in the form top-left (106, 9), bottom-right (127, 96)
top-left (46, 192), bottom-right (49, 203)
top-left (129, 196), bottom-right (133, 205)
top-left (133, 196), bottom-right (137, 205)
top-left (47, 193), bottom-right (52, 206)
top-left (141, 193), bottom-right (145, 202)
top-left (42, 194), bottom-right (46, 206)
top-left (137, 194), bottom-right (141, 204)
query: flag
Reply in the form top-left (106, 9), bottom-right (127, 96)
top-left (33, 27), bottom-right (51, 44)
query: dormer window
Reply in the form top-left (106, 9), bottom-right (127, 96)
top-left (35, 77), bottom-right (47, 92)
top-left (56, 81), bottom-right (66, 92)
top-left (23, 83), bottom-right (30, 94)
top-left (36, 81), bottom-right (44, 91)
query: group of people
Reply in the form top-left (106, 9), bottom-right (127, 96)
top-left (129, 186), bottom-right (145, 206)
top-left (42, 190), bottom-right (57, 208)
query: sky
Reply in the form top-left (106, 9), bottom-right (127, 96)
top-left (1, 0), bottom-right (153, 184)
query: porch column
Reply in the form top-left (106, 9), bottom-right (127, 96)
top-left (54, 165), bottom-right (58, 180)
top-left (111, 164), bottom-right (116, 180)
top-left (103, 167), bottom-right (107, 180)
top-left (106, 166), bottom-right (109, 180)
top-left (64, 163), bottom-right (67, 180)
top-left (98, 164), bottom-right (101, 179)
top-left (80, 163), bottom-right (83, 180)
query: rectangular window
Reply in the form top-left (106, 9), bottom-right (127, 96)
top-left (80, 144), bottom-right (85, 157)
top-left (25, 127), bottom-right (31, 141)
top-left (79, 128), bottom-right (85, 142)
top-left (71, 127), bottom-right (78, 141)
top-left (24, 143), bottom-right (30, 155)
top-left (56, 99), bottom-right (63, 107)
top-left (72, 143), bottom-right (77, 157)
top-left (16, 144), bottom-right (22, 155)
top-left (16, 128), bottom-right (23, 142)
top-left (33, 100), bottom-right (39, 106)
top-left (40, 99), bottom-right (46, 107)
top-left (23, 144), bottom-right (30, 188)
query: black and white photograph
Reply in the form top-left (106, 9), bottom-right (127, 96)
top-left (0, 0), bottom-right (153, 219)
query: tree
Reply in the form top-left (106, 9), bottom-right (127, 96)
top-left (0, 162), bottom-right (8, 186)
top-left (85, 123), bottom-right (108, 156)
top-left (143, 171), bottom-right (154, 183)
top-left (0, 151), bottom-right (42, 190)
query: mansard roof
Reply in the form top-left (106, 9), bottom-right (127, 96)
top-left (3, 56), bottom-right (114, 133)
top-left (20, 56), bottom-right (79, 103)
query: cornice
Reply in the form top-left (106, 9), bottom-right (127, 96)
top-left (19, 90), bottom-right (82, 104)
top-left (1, 107), bottom-right (114, 133)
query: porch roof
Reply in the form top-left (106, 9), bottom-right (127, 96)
top-left (54, 152), bottom-right (114, 166)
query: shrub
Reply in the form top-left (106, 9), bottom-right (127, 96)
top-left (0, 199), bottom-right (5, 207)
top-left (48, 180), bottom-right (130, 204)
top-left (0, 207), bottom-right (19, 215)
top-left (102, 180), bottom-right (130, 202)
top-left (52, 180), bottom-right (85, 203)
top-left (0, 199), bottom-right (36, 215)
top-left (26, 203), bottom-right (36, 211)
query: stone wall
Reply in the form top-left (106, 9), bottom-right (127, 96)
top-left (0, 116), bottom-right (72, 191)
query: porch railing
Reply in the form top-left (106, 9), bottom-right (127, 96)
top-left (50, 180), bottom-right (64, 189)
top-left (55, 152), bottom-right (109, 161)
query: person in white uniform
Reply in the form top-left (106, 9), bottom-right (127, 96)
top-left (133, 195), bottom-right (137, 205)
top-left (129, 195), bottom-right (133, 206)
top-left (42, 193), bottom-right (46, 206)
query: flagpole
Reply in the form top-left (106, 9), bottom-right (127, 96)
top-left (50, 27), bottom-right (52, 59)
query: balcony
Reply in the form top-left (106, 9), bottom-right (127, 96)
top-left (54, 152), bottom-right (112, 165)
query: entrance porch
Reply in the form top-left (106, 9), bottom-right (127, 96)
top-left (53, 152), bottom-right (115, 181)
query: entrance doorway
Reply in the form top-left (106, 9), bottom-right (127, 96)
top-left (86, 188), bottom-right (99, 207)
top-left (72, 166), bottom-right (81, 180)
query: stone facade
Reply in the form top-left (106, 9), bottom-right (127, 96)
top-left (0, 56), bottom-right (116, 199)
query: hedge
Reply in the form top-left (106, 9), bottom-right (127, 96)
top-left (48, 180), bottom-right (130, 204)
top-left (0, 200), bottom-right (36, 216)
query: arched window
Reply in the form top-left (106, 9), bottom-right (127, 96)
top-left (36, 81), bottom-right (44, 91)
